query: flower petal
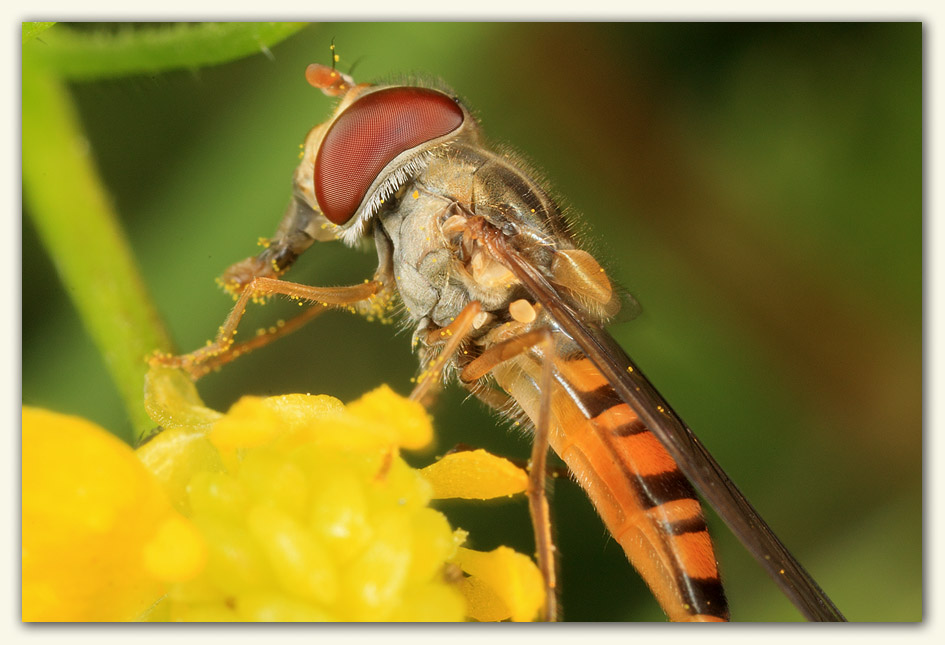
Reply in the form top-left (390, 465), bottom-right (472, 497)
top-left (453, 546), bottom-right (545, 622)
top-left (22, 407), bottom-right (195, 621)
top-left (142, 515), bottom-right (207, 582)
top-left (421, 449), bottom-right (528, 499)
top-left (346, 385), bottom-right (433, 450)
top-left (144, 366), bottom-right (221, 429)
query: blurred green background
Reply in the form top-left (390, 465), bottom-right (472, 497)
top-left (22, 23), bottom-right (921, 621)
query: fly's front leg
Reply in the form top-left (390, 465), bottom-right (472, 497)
top-left (460, 326), bottom-right (560, 622)
top-left (152, 191), bottom-right (391, 379)
top-left (151, 277), bottom-right (378, 380)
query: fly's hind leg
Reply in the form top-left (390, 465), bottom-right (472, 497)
top-left (460, 327), bottom-right (560, 622)
top-left (151, 277), bottom-right (379, 380)
top-left (404, 301), bottom-right (560, 620)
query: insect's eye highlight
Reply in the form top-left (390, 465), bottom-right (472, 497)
top-left (314, 87), bottom-right (465, 225)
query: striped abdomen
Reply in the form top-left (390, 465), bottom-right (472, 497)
top-left (492, 351), bottom-right (729, 621)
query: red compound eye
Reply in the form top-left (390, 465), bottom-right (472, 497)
top-left (314, 87), bottom-right (464, 225)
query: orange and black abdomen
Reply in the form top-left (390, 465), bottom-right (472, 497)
top-left (493, 352), bottom-right (729, 621)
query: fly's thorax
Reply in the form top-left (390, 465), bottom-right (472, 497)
top-left (378, 182), bottom-right (461, 323)
top-left (375, 139), bottom-right (623, 337)
top-left (376, 156), bottom-right (478, 326)
top-left (376, 147), bottom-right (558, 328)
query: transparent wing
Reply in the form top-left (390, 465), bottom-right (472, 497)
top-left (607, 284), bottom-right (643, 326)
top-left (485, 230), bottom-right (846, 622)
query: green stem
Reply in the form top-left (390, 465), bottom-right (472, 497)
top-left (22, 22), bottom-right (310, 441)
top-left (23, 59), bottom-right (174, 441)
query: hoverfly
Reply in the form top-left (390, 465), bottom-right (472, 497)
top-left (154, 53), bottom-right (845, 622)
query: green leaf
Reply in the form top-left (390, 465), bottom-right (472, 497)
top-left (22, 22), bottom-right (56, 44)
top-left (23, 22), bottom-right (308, 80)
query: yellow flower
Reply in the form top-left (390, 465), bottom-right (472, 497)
top-left (22, 366), bottom-right (544, 622)
top-left (22, 407), bottom-right (206, 621)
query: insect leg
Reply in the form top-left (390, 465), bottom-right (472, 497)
top-left (151, 277), bottom-right (379, 379)
top-left (454, 382), bottom-right (575, 482)
top-left (459, 377), bottom-right (516, 412)
top-left (408, 301), bottom-right (483, 407)
top-left (407, 303), bottom-right (560, 619)
top-left (460, 328), bottom-right (560, 622)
